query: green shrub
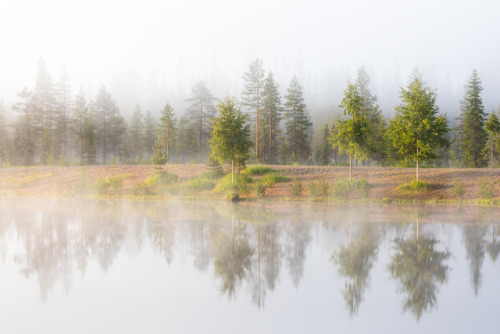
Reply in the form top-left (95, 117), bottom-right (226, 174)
top-left (478, 180), bottom-right (495, 199)
top-left (308, 178), bottom-right (329, 198)
top-left (359, 178), bottom-right (371, 198)
top-left (182, 178), bottom-right (215, 193)
top-left (290, 178), bottom-right (303, 196)
top-left (200, 169), bottom-right (226, 180)
top-left (261, 173), bottom-right (290, 187)
top-left (156, 170), bottom-right (179, 184)
top-left (214, 174), bottom-right (251, 195)
top-left (453, 180), bottom-right (465, 199)
top-left (244, 165), bottom-right (276, 175)
top-left (253, 181), bottom-right (267, 197)
top-left (397, 180), bottom-right (429, 192)
top-left (108, 175), bottom-right (124, 195)
top-left (332, 179), bottom-right (358, 197)
top-left (96, 177), bottom-right (110, 195)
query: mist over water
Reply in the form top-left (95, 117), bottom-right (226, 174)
top-left (0, 199), bottom-right (499, 333)
top-left (1, 0), bottom-right (500, 119)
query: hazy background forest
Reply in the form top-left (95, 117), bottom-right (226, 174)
top-left (1, 0), bottom-right (500, 167)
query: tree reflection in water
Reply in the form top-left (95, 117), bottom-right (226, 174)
top-left (332, 220), bottom-right (380, 317)
top-left (389, 220), bottom-right (451, 321)
top-left (463, 224), bottom-right (487, 296)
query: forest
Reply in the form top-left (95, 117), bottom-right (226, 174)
top-left (0, 58), bottom-right (499, 170)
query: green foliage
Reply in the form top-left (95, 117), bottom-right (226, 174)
top-left (453, 180), bottom-right (465, 199)
top-left (253, 181), bottom-right (267, 197)
top-left (210, 97), bottom-right (252, 179)
top-left (261, 71), bottom-right (282, 164)
top-left (358, 178), bottom-right (371, 198)
top-left (307, 178), bottom-right (330, 198)
top-left (151, 137), bottom-right (167, 169)
top-left (261, 173), bottom-right (290, 187)
top-left (283, 76), bottom-right (312, 163)
top-left (157, 102), bottom-right (176, 162)
top-left (459, 70), bottom-right (488, 168)
top-left (398, 180), bottom-right (430, 192)
top-left (244, 164), bottom-right (276, 175)
top-left (478, 179), bottom-right (495, 199)
top-left (331, 82), bottom-right (371, 164)
top-left (108, 175), bottom-right (124, 194)
top-left (205, 154), bottom-right (225, 178)
top-left (213, 174), bottom-right (251, 195)
top-left (485, 111), bottom-right (500, 167)
top-left (387, 74), bottom-right (449, 179)
top-left (200, 169), bottom-right (225, 180)
top-left (332, 179), bottom-right (359, 197)
top-left (290, 178), bottom-right (303, 196)
top-left (182, 178), bottom-right (215, 193)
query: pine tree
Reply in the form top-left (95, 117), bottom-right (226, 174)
top-left (331, 82), bottom-right (371, 180)
top-left (129, 105), bottom-right (144, 162)
top-left (356, 67), bottom-right (387, 165)
top-left (387, 74), bottom-right (449, 181)
top-left (185, 81), bottom-right (215, 161)
top-left (242, 59), bottom-right (265, 161)
top-left (459, 70), bottom-right (488, 168)
top-left (261, 72), bottom-right (282, 164)
top-left (92, 86), bottom-right (121, 164)
top-left (0, 99), bottom-right (9, 166)
top-left (143, 110), bottom-right (156, 161)
top-left (283, 76), bottom-right (312, 164)
top-left (485, 111), bottom-right (500, 167)
top-left (314, 123), bottom-right (333, 165)
top-left (12, 87), bottom-right (35, 165)
top-left (54, 67), bottom-right (72, 162)
top-left (81, 119), bottom-right (97, 165)
top-left (210, 97), bottom-right (251, 183)
top-left (70, 89), bottom-right (89, 164)
top-left (157, 103), bottom-right (176, 162)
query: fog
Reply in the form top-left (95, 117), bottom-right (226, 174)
top-left (1, 0), bottom-right (500, 120)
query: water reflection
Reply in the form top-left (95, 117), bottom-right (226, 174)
top-left (0, 200), bottom-right (499, 321)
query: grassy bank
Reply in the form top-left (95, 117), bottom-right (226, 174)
top-left (0, 164), bottom-right (499, 205)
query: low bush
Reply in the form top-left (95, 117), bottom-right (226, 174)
top-left (397, 180), bottom-right (429, 192)
top-left (290, 178), bottom-right (303, 196)
top-left (478, 180), bottom-right (495, 200)
top-left (182, 178), bottom-right (216, 193)
top-left (200, 169), bottom-right (226, 180)
top-left (253, 181), bottom-right (267, 197)
top-left (332, 179), bottom-right (358, 197)
top-left (213, 174), bottom-right (251, 195)
top-left (358, 178), bottom-right (371, 198)
top-left (453, 179), bottom-right (465, 199)
top-left (261, 173), bottom-right (290, 187)
top-left (308, 178), bottom-right (330, 198)
top-left (244, 165), bottom-right (276, 175)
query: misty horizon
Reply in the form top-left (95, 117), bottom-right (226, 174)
top-left (1, 0), bottom-right (500, 122)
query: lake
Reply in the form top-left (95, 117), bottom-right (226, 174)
top-left (0, 199), bottom-right (499, 333)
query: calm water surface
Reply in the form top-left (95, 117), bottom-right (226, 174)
top-left (0, 199), bottom-right (499, 333)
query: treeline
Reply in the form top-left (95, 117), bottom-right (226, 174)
top-left (0, 59), bottom-right (499, 168)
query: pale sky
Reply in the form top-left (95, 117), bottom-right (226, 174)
top-left (1, 0), bottom-right (500, 116)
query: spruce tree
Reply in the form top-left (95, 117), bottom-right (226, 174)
top-left (387, 74), bottom-right (449, 181)
top-left (12, 87), bottom-right (35, 165)
top-left (459, 70), bottom-right (488, 168)
top-left (261, 72), bottom-right (282, 164)
top-left (0, 100), bottom-right (8, 166)
top-left (185, 81), bottom-right (215, 161)
top-left (129, 105), bottom-right (144, 162)
top-left (314, 123), bottom-right (333, 165)
top-left (143, 110), bottom-right (156, 160)
top-left (157, 103), bottom-right (176, 163)
top-left (485, 111), bottom-right (500, 167)
top-left (356, 67), bottom-right (387, 165)
top-left (70, 89), bottom-right (89, 164)
top-left (283, 76), bottom-right (312, 164)
top-left (242, 59), bottom-right (265, 161)
top-left (91, 86), bottom-right (121, 164)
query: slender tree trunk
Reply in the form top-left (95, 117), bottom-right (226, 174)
top-left (231, 160), bottom-right (234, 184)
top-left (349, 156), bottom-right (352, 181)
top-left (416, 141), bottom-right (419, 182)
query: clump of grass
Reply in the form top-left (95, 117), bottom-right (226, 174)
top-left (478, 179), bottom-right (495, 200)
top-left (453, 179), bottom-right (465, 199)
top-left (96, 177), bottom-right (110, 195)
top-left (290, 178), bottom-right (303, 196)
top-left (397, 180), bottom-right (429, 192)
top-left (253, 181), bottom-right (267, 197)
top-left (131, 171), bottom-right (180, 197)
top-left (213, 174), bottom-right (251, 195)
top-left (244, 165), bottom-right (276, 175)
top-left (182, 178), bottom-right (215, 193)
top-left (108, 175), bottom-right (124, 195)
top-left (261, 173), bottom-right (290, 187)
